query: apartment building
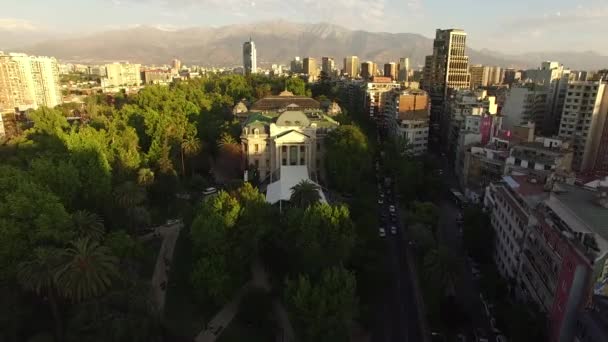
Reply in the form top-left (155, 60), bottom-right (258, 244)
top-left (343, 56), bottom-right (359, 78)
top-left (361, 61), bottom-right (377, 80)
top-left (302, 57), bottom-right (319, 81)
top-left (384, 62), bottom-right (397, 80)
top-left (502, 84), bottom-right (549, 132)
top-left (558, 81), bottom-right (608, 171)
top-left (0, 52), bottom-right (62, 111)
top-left (364, 76), bottom-right (401, 118)
top-left (384, 88), bottom-right (430, 155)
top-left (504, 137), bottom-right (574, 179)
top-left (102, 62), bottom-right (142, 92)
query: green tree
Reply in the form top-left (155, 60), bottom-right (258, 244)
top-left (28, 107), bottom-right (69, 136)
top-left (286, 203), bottom-right (356, 273)
top-left (284, 266), bottom-right (358, 342)
top-left (284, 77), bottom-right (307, 96)
top-left (190, 254), bottom-right (237, 306)
top-left (113, 181), bottom-right (146, 209)
top-left (104, 230), bottom-right (143, 260)
top-left (423, 246), bottom-right (461, 294)
top-left (325, 125), bottom-right (371, 193)
top-left (55, 238), bottom-right (119, 302)
top-left (137, 168), bottom-right (155, 187)
top-left (290, 179), bottom-right (321, 208)
top-left (72, 210), bottom-right (105, 241)
top-left (181, 135), bottom-right (202, 177)
top-left (409, 201), bottom-right (439, 228)
top-left (408, 223), bottom-right (436, 255)
top-left (17, 247), bottom-right (64, 340)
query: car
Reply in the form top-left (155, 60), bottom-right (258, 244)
top-left (378, 198), bottom-right (384, 205)
top-left (166, 218), bottom-right (180, 225)
top-left (389, 205), bottom-right (396, 213)
top-left (475, 329), bottom-right (489, 342)
top-left (379, 192), bottom-right (385, 198)
top-left (202, 187), bottom-right (217, 196)
top-left (212, 325), bottom-right (224, 335)
top-left (495, 335), bottom-right (508, 342)
top-left (390, 226), bottom-right (397, 235)
top-left (379, 227), bottom-right (386, 237)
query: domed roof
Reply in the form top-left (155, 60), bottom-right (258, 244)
top-left (276, 110), bottom-right (310, 127)
top-left (327, 101), bottom-right (342, 116)
top-left (278, 90), bottom-right (295, 97)
top-left (232, 101), bottom-right (248, 114)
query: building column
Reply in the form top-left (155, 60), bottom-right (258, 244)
top-left (287, 145), bottom-right (290, 165)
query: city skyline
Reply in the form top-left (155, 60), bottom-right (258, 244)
top-left (2, 0), bottom-right (608, 54)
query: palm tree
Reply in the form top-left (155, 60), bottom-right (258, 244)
top-left (423, 246), bottom-right (461, 294)
top-left (290, 180), bottom-right (321, 208)
top-left (137, 168), bottom-right (155, 187)
top-left (17, 247), bottom-right (64, 340)
top-left (55, 238), bottom-right (119, 302)
top-left (113, 181), bottom-right (146, 209)
top-left (218, 133), bottom-right (237, 150)
top-left (181, 135), bottom-right (202, 177)
top-left (72, 210), bottom-right (105, 241)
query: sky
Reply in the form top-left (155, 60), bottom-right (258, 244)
top-left (2, 0), bottom-right (608, 54)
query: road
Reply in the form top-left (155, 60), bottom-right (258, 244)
top-left (370, 125), bottom-right (427, 342)
top-left (435, 153), bottom-right (497, 341)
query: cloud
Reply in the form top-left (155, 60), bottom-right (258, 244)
top-left (112, 0), bottom-right (404, 31)
top-left (0, 18), bottom-right (40, 31)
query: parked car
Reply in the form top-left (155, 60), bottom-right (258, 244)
top-left (379, 227), bottom-right (386, 238)
top-left (202, 187), bottom-right (217, 196)
top-left (389, 205), bottom-right (396, 213)
top-left (378, 198), bottom-right (384, 205)
top-left (390, 226), bottom-right (397, 235)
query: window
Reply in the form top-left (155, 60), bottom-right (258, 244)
top-left (282, 146), bottom-right (287, 153)
top-left (254, 159), bottom-right (259, 168)
top-left (300, 158), bottom-right (305, 165)
top-left (266, 159), bottom-right (270, 166)
top-left (254, 144), bottom-right (259, 153)
top-left (300, 146), bottom-right (305, 153)
top-left (316, 143), bottom-right (321, 151)
top-left (282, 158), bottom-right (287, 165)
top-left (254, 129), bottom-right (259, 136)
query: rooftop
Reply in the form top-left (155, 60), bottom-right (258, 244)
top-left (243, 109), bottom-right (339, 129)
top-left (250, 94), bottom-right (320, 111)
top-left (550, 183), bottom-right (608, 245)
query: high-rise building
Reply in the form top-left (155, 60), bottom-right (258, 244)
top-left (172, 58), bottom-right (181, 71)
top-left (321, 57), bottom-right (335, 76)
top-left (469, 64), bottom-right (490, 89)
top-left (502, 84), bottom-right (548, 132)
top-left (102, 62), bottom-right (142, 91)
top-left (503, 68), bottom-right (521, 85)
top-left (360, 61), bottom-right (377, 80)
top-left (243, 38), bottom-right (257, 75)
top-left (343, 56), bottom-right (359, 78)
top-left (384, 62), bottom-right (397, 80)
top-left (398, 57), bottom-right (410, 82)
top-left (558, 81), bottom-right (608, 171)
top-left (303, 57), bottom-right (319, 81)
top-left (422, 28), bottom-right (471, 149)
top-left (364, 76), bottom-right (400, 118)
top-left (0, 52), bottom-right (62, 111)
top-left (290, 57), bottom-right (303, 73)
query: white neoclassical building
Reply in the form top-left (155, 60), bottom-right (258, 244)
top-left (240, 105), bottom-right (339, 184)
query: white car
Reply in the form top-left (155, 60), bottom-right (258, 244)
top-left (202, 187), bottom-right (217, 196)
top-left (379, 227), bottom-right (386, 237)
top-left (390, 226), bottom-right (397, 235)
top-left (389, 205), bottom-right (396, 213)
top-left (378, 198), bottom-right (384, 205)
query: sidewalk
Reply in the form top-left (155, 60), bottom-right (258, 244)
top-left (194, 283), bottom-right (251, 342)
top-left (149, 222), bottom-right (182, 314)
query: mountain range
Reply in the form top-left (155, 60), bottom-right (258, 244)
top-left (2, 20), bottom-right (607, 70)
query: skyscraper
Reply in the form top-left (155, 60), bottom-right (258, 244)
top-left (321, 57), bottom-right (335, 76)
top-left (102, 62), bottom-right (142, 91)
top-left (303, 57), bottom-right (319, 81)
top-left (0, 52), bottom-right (62, 111)
top-left (243, 38), bottom-right (257, 75)
top-left (172, 58), bottom-right (181, 71)
top-left (361, 61), bottom-right (377, 80)
top-left (343, 56), bottom-right (359, 78)
top-left (398, 57), bottom-right (410, 82)
top-left (422, 28), bottom-right (471, 149)
top-left (384, 62), bottom-right (397, 80)
top-left (469, 64), bottom-right (490, 89)
top-left (290, 57), bottom-right (302, 73)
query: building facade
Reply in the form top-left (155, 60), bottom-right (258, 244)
top-left (364, 77), bottom-right (401, 118)
top-left (240, 94), bottom-right (339, 183)
top-left (302, 57), bottom-right (318, 81)
top-left (422, 29), bottom-right (471, 149)
top-left (321, 57), bottom-right (335, 77)
top-left (398, 57), bottom-right (410, 82)
top-left (502, 84), bottom-right (549, 132)
top-left (0, 52), bottom-right (62, 111)
top-left (384, 62), bottom-right (397, 80)
top-left (343, 56), bottom-right (359, 78)
top-left (102, 62), bottom-right (142, 91)
top-left (558, 81), bottom-right (608, 171)
top-left (243, 39), bottom-right (257, 75)
top-left (384, 88), bottom-right (430, 155)
top-left (361, 61), bottom-right (377, 80)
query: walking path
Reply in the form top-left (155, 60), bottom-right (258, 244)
top-left (195, 283), bottom-right (252, 342)
top-left (147, 222), bottom-right (182, 314)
